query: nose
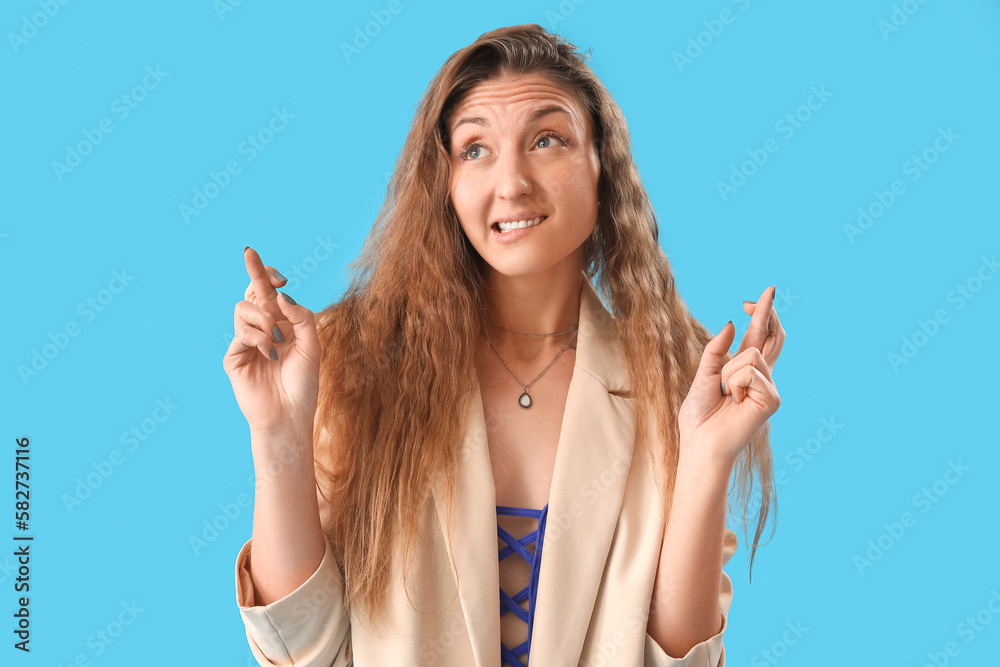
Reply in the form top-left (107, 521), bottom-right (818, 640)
top-left (495, 150), bottom-right (532, 201)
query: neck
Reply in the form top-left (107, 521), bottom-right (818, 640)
top-left (481, 258), bottom-right (584, 359)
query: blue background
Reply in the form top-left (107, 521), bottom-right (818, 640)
top-left (2, 0), bottom-right (998, 665)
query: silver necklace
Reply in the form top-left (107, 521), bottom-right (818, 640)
top-left (484, 324), bottom-right (579, 409)
top-left (487, 320), bottom-right (579, 338)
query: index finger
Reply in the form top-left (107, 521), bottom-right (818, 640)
top-left (244, 246), bottom-right (279, 313)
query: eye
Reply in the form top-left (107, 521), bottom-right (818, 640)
top-left (458, 142), bottom-right (486, 160)
top-left (535, 132), bottom-right (568, 149)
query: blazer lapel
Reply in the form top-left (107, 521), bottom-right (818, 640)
top-left (528, 273), bottom-right (635, 664)
top-left (431, 381), bottom-right (502, 667)
top-left (431, 271), bottom-right (634, 667)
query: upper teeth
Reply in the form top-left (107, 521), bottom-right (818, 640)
top-left (497, 217), bottom-right (543, 233)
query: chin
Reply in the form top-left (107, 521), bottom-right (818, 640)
top-left (481, 254), bottom-right (573, 281)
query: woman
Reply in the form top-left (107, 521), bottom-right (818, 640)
top-left (224, 24), bottom-right (783, 667)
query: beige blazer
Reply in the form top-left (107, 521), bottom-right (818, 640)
top-left (234, 272), bottom-right (737, 666)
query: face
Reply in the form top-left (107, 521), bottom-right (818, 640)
top-left (446, 72), bottom-right (601, 280)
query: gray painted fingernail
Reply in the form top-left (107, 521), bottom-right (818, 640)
top-left (269, 346), bottom-right (278, 361)
top-left (273, 269), bottom-right (286, 282)
top-left (279, 291), bottom-right (297, 306)
top-left (720, 379), bottom-right (726, 396)
top-left (272, 326), bottom-right (285, 344)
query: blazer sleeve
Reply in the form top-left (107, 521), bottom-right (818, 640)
top-left (234, 535), bottom-right (353, 667)
top-left (642, 527), bottom-right (738, 667)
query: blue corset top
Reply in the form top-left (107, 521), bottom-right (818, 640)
top-left (497, 502), bottom-right (549, 667)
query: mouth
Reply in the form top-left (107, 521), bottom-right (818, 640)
top-left (491, 215), bottom-right (547, 235)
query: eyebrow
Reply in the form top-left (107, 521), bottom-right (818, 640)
top-left (450, 104), bottom-right (572, 132)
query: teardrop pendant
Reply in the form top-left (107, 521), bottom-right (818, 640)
top-left (518, 391), bottom-right (532, 409)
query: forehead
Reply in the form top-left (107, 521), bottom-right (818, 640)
top-left (448, 72), bottom-right (589, 131)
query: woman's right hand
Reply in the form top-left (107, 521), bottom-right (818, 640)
top-left (223, 247), bottom-right (321, 441)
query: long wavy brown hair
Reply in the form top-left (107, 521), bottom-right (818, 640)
top-left (312, 23), bottom-right (776, 631)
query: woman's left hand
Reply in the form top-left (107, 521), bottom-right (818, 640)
top-left (677, 284), bottom-right (785, 467)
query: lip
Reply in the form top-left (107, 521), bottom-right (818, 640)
top-left (492, 215), bottom-right (548, 244)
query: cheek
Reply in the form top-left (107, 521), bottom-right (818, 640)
top-left (568, 173), bottom-right (597, 201)
top-left (547, 156), bottom-right (599, 203)
top-left (449, 179), bottom-right (483, 235)
top-left (450, 172), bottom-right (480, 207)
